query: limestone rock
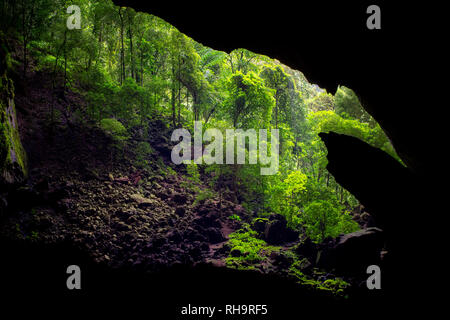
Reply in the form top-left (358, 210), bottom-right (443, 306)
top-left (0, 33), bottom-right (27, 187)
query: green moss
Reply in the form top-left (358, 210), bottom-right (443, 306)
top-left (0, 121), bottom-right (9, 165)
top-left (290, 257), bottom-right (311, 270)
top-left (252, 217), bottom-right (269, 223)
top-left (10, 104), bottom-right (27, 175)
top-left (0, 33), bottom-right (27, 183)
top-left (228, 214), bottom-right (242, 221)
top-left (30, 231), bottom-right (39, 242)
top-left (288, 262), bottom-right (350, 297)
top-left (100, 118), bottom-right (128, 141)
top-left (192, 188), bottom-right (214, 206)
top-left (225, 224), bottom-right (280, 269)
top-left (321, 278), bottom-right (350, 296)
top-left (165, 165), bottom-right (176, 176)
top-left (1, 73), bottom-right (27, 182)
top-left (134, 141), bottom-right (154, 169)
top-left (15, 223), bottom-right (21, 236)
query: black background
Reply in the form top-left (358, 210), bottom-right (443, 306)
top-left (1, 1), bottom-right (446, 318)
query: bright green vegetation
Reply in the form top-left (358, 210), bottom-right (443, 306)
top-left (225, 223), bottom-right (350, 296)
top-left (225, 224), bottom-right (277, 269)
top-left (289, 262), bottom-right (350, 297)
top-left (1, 0), bottom-right (398, 294)
top-left (228, 214), bottom-right (242, 221)
top-left (134, 141), bottom-right (153, 169)
top-left (100, 118), bottom-right (128, 141)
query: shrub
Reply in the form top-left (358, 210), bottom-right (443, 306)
top-left (228, 214), bottom-right (242, 221)
top-left (226, 226), bottom-right (268, 267)
top-left (186, 162), bottom-right (201, 183)
top-left (135, 141), bottom-right (153, 168)
top-left (302, 200), bottom-right (359, 243)
top-left (225, 224), bottom-right (279, 270)
top-left (100, 118), bottom-right (128, 142)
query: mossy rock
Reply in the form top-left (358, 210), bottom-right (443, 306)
top-left (251, 217), bottom-right (269, 233)
top-left (0, 33), bottom-right (27, 186)
top-left (230, 247), bottom-right (245, 257)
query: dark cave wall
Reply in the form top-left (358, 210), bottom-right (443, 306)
top-left (0, 32), bottom-right (27, 188)
top-left (108, 2), bottom-right (443, 304)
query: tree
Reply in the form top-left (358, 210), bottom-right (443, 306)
top-left (223, 71), bottom-right (274, 129)
top-left (226, 48), bottom-right (258, 74)
top-left (302, 200), bottom-right (359, 243)
top-left (306, 91), bottom-right (334, 112)
top-left (117, 6), bottom-right (126, 85)
top-left (260, 65), bottom-right (290, 129)
top-left (18, 0), bottom-right (53, 76)
top-left (266, 170), bottom-right (307, 226)
top-left (169, 31), bottom-right (205, 126)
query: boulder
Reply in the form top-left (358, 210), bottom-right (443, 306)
top-left (193, 213), bottom-right (221, 228)
top-left (130, 193), bottom-right (156, 209)
top-left (252, 218), bottom-right (268, 234)
top-left (230, 247), bottom-right (245, 257)
top-left (204, 227), bottom-right (226, 244)
top-left (175, 206), bottom-right (186, 216)
top-left (352, 211), bottom-right (376, 228)
top-left (172, 192), bottom-right (187, 205)
top-left (263, 214), bottom-right (299, 245)
top-left (294, 238), bottom-right (318, 260)
top-left (318, 227), bottom-right (384, 274)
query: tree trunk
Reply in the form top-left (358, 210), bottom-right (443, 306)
top-left (63, 30), bottom-right (67, 95)
top-left (118, 7), bottom-right (125, 85)
top-left (140, 51), bottom-right (144, 85)
top-left (171, 65), bottom-right (176, 127)
top-left (127, 12), bottom-right (134, 80)
top-left (275, 91), bottom-right (279, 129)
top-left (178, 83), bottom-right (182, 127)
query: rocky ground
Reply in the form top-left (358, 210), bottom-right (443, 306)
top-left (2, 87), bottom-right (246, 272)
top-left (1, 59), bottom-right (263, 277)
